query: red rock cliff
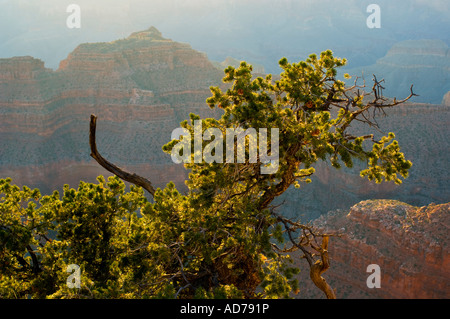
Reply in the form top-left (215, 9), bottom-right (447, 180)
top-left (295, 200), bottom-right (450, 299)
top-left (0, 27), bottom-right (223, 194)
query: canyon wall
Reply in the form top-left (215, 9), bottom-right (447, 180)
top-left (0, 27), bottom-right (223, 194)
top-left (295, 200), bottom-right (449, 299)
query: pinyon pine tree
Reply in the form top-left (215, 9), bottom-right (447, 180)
top-left (0, 50), bottom-right (414, 299)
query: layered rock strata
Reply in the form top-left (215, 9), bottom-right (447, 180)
top-left (295, 200), bottom-right (449, 299)
top-left (0, 27), bottom-right (223, 194)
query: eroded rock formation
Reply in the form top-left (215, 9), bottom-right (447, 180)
top-left (0, 27), bottom-right (223, 194)
top-left (295, 200), bottom-right (450, 299)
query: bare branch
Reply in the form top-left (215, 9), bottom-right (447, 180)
top-left (89, 114), bottom-right (156, 196)
top-left (271, 210), bottom-right (337, 299)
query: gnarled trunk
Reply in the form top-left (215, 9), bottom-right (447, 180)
top-left (309, 236), bottom-right (336, 299)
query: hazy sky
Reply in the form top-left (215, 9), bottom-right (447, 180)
top-left (0, 0), bottom-right (449, 70)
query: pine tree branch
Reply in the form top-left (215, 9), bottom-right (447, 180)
top-left (89, 114), bottom-right (156, 196)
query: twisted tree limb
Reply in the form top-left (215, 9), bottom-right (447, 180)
top-left (273, 213), bottom-right (336, 299)
top-left (89, 114), bottom-right (156, 196)
top-left (308, 236), bottom-right (336, 299)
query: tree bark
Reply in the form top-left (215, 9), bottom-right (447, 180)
top-left (309, 236), bottom-right (336, 299)
top-left (89, 114), bottom-right (156, 196)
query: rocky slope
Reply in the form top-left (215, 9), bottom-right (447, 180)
top-left (295, 199), bottom-right (449, 299)
top-left (0, 27), bottom-right (223, 194)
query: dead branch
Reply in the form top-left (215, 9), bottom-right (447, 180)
top-left (89, 114), bottom-right (156, 196)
